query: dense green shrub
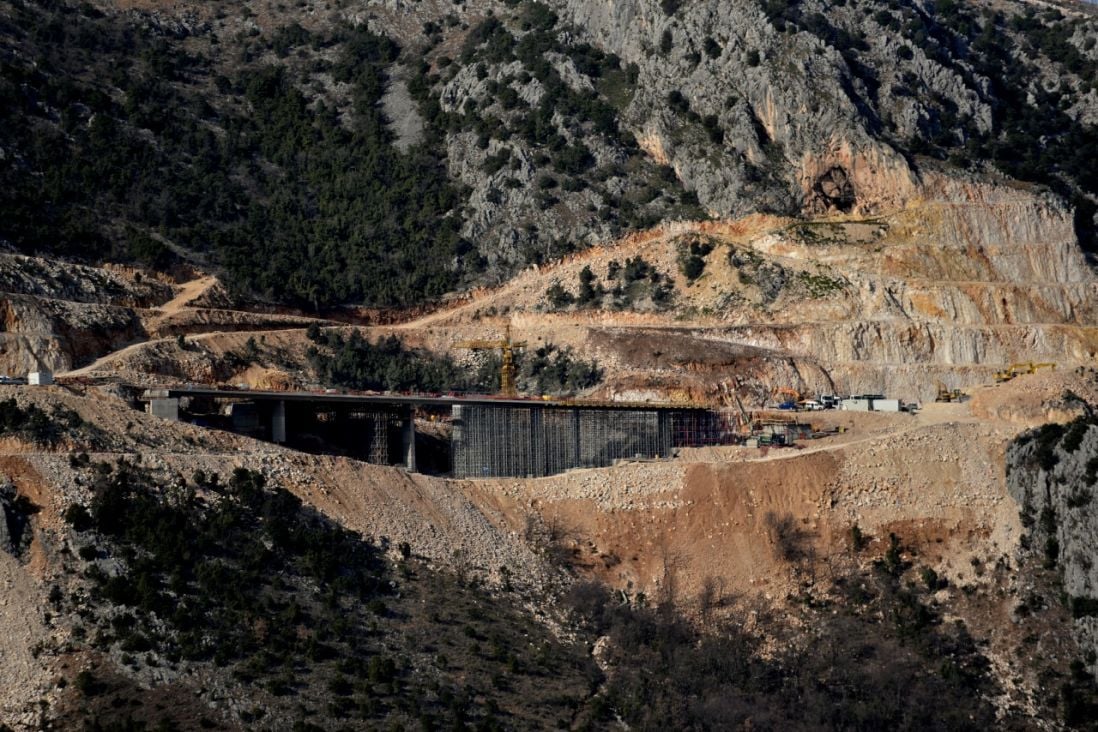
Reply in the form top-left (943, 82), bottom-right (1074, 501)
top-left (305, 328), bottom-right (601, 396)
top-left (660, 0), bottom-right (683, 16)
top-left (545, 282), bottom-right (575, 309)
top-left (516, 344), bottom-right (603, 395)
top-left (1031, 423), bottom-right (1066, 471)
top-left (307, 330), bottom-right (475, 393)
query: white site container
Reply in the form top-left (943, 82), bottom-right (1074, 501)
top-left (870, 399), bottom-right (901, 412)
top-left (28, 371), bottom-right (53, 386)
top-left (840, 398), bottom-right (870, 412)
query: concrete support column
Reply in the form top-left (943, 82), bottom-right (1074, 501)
top-left (149, 397), bottom-right (179, 421)
top-left (657, 410), bottom-right (672, 458)
top-left (271, 400), bottom-right (287, 443)
top-left (402, 406), bottom-right (416, 472)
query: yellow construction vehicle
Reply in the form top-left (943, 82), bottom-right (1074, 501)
top-left (770, 387), bottom-right (804, 409)
top-left (935, 381), bottom-right (966, 403)
top-left (997, 361), bottom-right (1057, 382)
top-left (453, 325), bottom-right (527, 397)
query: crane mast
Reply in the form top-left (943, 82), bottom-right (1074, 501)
top-left (453, 325), bottom-right (527, 397)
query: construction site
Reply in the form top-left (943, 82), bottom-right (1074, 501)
top-left (47, 286), bottom-right (1069, 480)
top-left (4, 177), bottom-right (1098, 729)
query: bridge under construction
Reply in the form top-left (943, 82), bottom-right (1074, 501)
top-left (142, 387), bottom-right (734, 478)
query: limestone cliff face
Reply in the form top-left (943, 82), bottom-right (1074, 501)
top-left (0, 255), bottom-right (173, 307)
top-left (714, 177), bottom-right (1098, 397)
top-left (456, 172), bottom-right (1096, 401)
top-left (0, 256), bottom-right (162, 374)
top-left (558, 0), bottom-right (920, 216)
top-left (1008, 419), bottom-right (1098, 674)
top-left (387, 0), bottom-right (1096, 289)
top-left (0, 296), bottom-right (145, 374)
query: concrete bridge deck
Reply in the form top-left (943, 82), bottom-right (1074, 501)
top-left (143, 386), bottom-right (687, 411)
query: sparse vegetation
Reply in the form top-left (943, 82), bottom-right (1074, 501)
top-left (544, 256), bottom-right (674, 312)
top-left (515, 344), bottom-right (603, 395)
top-left (304, 327), bottom-right (601, 396)
top-left (797, 270), bottom-right (845, 297)
top-left (565, 540), bottom-right (1003, 730)
top-left (765, 0), bottom-right (1098, 254)
top-left (0, 398), bottom-right (97, 447)
top-left (56, 462), bottom-right (597, 729)
top-left (411, 1), bottom-right (707, 250)
top-left (676, 235), bottom-right (715, 282)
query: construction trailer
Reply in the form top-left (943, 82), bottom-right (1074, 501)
top-left (841, 396), bottom-right (902, 412)
top-left (749, 416), bottom-right (814, 444)
top-left (28, 371), bottom-right (53, 386)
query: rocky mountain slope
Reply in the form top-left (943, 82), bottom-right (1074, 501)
top-left (2, 0), bottom-right (1096, 402)
top-left (0, 253), bottom-right (337, 375)
top-left (5, 0), bottom-right (1098, 728)
top-left (2, 372), bottom-right (1098, 727)
top-left (1, 0), bottom-right (1096, 308)
top-left (59, 180), bottom-right (1097, 404)
top-left (1008, 410), bottom-right (1098, 681)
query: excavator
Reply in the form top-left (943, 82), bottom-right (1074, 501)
top-left (994, 361), bottom-right (1056, 383)
top-left (935, 381), bottom-right (967, 403)
top-left (453, 325), bottom-right (527, 397)
top-left (771, 387), bottom-right (803, 410)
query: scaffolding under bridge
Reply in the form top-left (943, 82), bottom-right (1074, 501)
top-left (452, 404), bottom-right (736, 478)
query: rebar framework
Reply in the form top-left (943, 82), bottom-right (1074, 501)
top-left (452, 405), bottom-right (682, 478)
top-left (670, 409), bottom-right (740, 447)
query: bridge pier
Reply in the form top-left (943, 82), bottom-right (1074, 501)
top-left (271, 400), bottom-right (286, 443)
top-left (451, 404), bottom-right (467, 474)
top-left (148, 397), bottom-right (179, 421)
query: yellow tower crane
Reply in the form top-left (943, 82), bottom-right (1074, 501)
top-left (453, 325), bottom-right (527, 397)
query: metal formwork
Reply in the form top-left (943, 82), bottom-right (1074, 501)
top-left (452, 404), bottom-right (674, 478)
top-left (452, 405), bottom-right (531, 478)
top-left (670, 409), bottom-right (738, 448)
